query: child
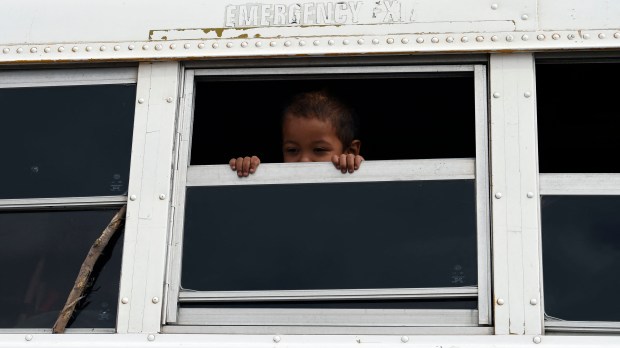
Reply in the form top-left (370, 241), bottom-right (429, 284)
top-left (229, 90), bottom-right (363, 177)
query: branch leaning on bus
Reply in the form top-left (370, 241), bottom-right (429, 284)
top-left (230, 90), bottom-right (363, 177)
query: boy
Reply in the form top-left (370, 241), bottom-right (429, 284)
top-left (230, 90), bottom-right (363, 177)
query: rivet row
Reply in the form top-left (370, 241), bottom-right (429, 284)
top-left (2, 31), bottom-right (619, 57)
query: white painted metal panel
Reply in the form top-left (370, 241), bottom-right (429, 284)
top-left (539, 0), bottom-right (620, 30)
top-left (539, 174), bottom-right (620, 195)
top-left (0, 68), bottom-right (137, 87)
top-left (117, 62), bottom-right (180, 333)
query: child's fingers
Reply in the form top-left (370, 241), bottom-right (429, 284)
top-left (235, 157), bottom-right (245, 176)
top-left (241, 156), bottom-right (252, 176)
top-left (346, 154), bottom-right (356, 173)
top-left (229, 158), bottom-right (237, 170)
top-left (331, 155), bottom-right (341, 169)
top-left (250, 156), bottom-right (260, 173)
top-left (339, 154), bottom-right (348, 173)
top-left (354, 155), bottom-right (364, 170)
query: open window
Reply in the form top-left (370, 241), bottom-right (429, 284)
top-left (0, 68), bottom-right (136, 331)
top-left (536, 59), bottom-right (620, 333)
top-left (165, 62), bottom-right (491, 334)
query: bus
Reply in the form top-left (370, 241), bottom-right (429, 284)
top-left (1, 0), bottom-right (619, 346)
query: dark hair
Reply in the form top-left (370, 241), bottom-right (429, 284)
top-left (282, 90), bottom-right (359, 147)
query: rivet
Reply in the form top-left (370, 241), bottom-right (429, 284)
top-left (401, 38), bottom-right (409, 44)
top-left (159, 193), bottom-right (166, 200)
top-left (270, 41), bottom-right (276, 47)
top-left (497, 298), bottom-right (505, 305)
top-left (85, 46), bottom-right (92, 52)
top-left (241, 42), bottom-right (248, 48)
top-left (521, 14), bottom-right (529, 20)
top-left (212, 43), bottom-right (219, 49)
top-left (184, 43), bottom-right (191, 49)
top-left (527, 192), bottom-right (535, 198)
top-left (328, 40), bottom-right (335, 46)
top-left (615, 32), bottom-right (620, 39)
top-left (130, 195), bottom-right (137, 200)
top-left (165, 97), bottom-right (172, 103)
top-left (152, 297), bottom-right (159, 304)
top-left (147, 334), bottom-right (155, 342)
top-left (506, 35), bottom-right (514, 42)
top-left (491, 35), bottom-right (498, 41)
top-left (343, 39), bottom-right (350, 45)
top-left (170, 43), bottom-right (176, 49)
top-left (25, 335), bottom-right (33, 341)
top-left (583, 33), bottom-right (591, 39)
top-left (299, 40), bottom-right (306, 46)
top-left (568, 33), bottom-right (575, 40)
top-left (121, 297), bottom-right (129, 304)
top-left (30, 47), bottom-right (37, 53)
top-left (284, 41), bottom-right (291, 47)
top-left (128, 44), bottom-right (135, 50)
top-left (226, 42), bottom-right (233, 48)
top-left (58, 46), bottom-right (65, 52)
top-left (524, 91), bottom-right (531, 98)
top-left (495, 192), bottom-right (503, 199)
top-left (255, 41), bottom-right (262, 47)
top-left (491, 3), bottom-right (498, 10)
top-left (387, 38), bottom-right (394, 44)
top-left (142, 44), bottom-right (149, 50)
top-left (198, 43), bottom-right (205, 49)
top-left (357, 39), bottom-right (364, 45)
top-left (461, 36), bottom-right (469, 43)
top-left (533, 336), bottom-right (541, 344)
top-left (493, 92), bottom-right (501, 98)
top-left (401, 336), bottom-right (409, 343)
top-left (2, 48), bottom-right (9, 54)
top-left (155, 44), bottom-right (162, 51)
top-left (552, 33), bottom-right (560, 40)
top-left (114, 45), bottom-right (121, 51)
top-left (475, 36), bottom-right (484, 42)
top-left (100, 45), bottom-right (107, 51)
top-left (44, 47), bottom-right (51, 53)
top-left (273, 336), bottom-right (281, 343)
top-left (521, 34), bottom-right (529, 41)
top-left (446, 36), bottom-right (454, 43)
top-left (372, 38), bottom-right (379, 44)
top-left (537, 34), bottom-right (545, 41)
top-left (16, 47), bottom-right (23, 53)
top-left (431, 37), bottom-right (439, 43)
top-left (72, 46), bottom-right (79, 52)
top-left (313, 40), bottom-right (320, 46)
top-left (530, 298), bottom-right (538, 305)
top-left (416, 37), bottom-right (424, 44)
top-left (598, 33), bottom-right (605, 39)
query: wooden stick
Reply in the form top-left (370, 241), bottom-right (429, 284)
top-left (52, 205), bottom-right (127, 334)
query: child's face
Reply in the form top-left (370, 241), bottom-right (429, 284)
top-left (282, 115), bottom-right (344, 162)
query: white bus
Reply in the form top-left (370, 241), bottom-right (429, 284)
top-left (1, 0), bottom-right (619, 347)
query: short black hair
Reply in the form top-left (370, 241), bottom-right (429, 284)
top-left (282, 90), bottom-right (360, 147)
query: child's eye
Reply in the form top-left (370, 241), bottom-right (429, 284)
top-left (284, 148), bottom-right (299, 154)
top-left (314, 148), bottom-right (328, 153)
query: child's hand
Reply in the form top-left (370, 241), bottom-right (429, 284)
top-left (332, 154), bottom-right (364, 174)
top-left (229, 156), bottom-right (260, 177)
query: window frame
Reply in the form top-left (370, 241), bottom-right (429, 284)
top-left (535, 56), bottom-right (620, 334)
top-left (0, 67), bottom-right (138, 333)
top-left (165, 63), bottom-right (491, 333)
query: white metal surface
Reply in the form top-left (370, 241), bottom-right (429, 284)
top-left (0, 68), bottom-right (137, 88)
top-left (187, 159), bottom-right (474, 186)
top-left (489, 53), bottom-right (543, 335)
top-left (117, 62), bottom-right (180, 333)
top-left (539, 174), bottom-right (620, 195)
top-left (0, 196), bottom-right (127, 210)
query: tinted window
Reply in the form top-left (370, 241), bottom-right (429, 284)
top-left (0, 84), bottom-right (136, 199)
top-left (0, 209), bottom-right (124, 328)
top-left (182, 180), bottom-right (477, 291)
top-left (542, 196), bottom-right (620, 321)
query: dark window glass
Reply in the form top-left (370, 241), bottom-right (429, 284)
top-left (536, 63), bottom-right (620, 173)
top-left (191, 75), bottom-right (475, 164)
top-left (542, 196), bottom-right (620, 321)
top-left (0, 84), bottom-right (136, 199)
top-left (182, 180), bottom-right (477, 291)
top-left (183, 299), bottom-right (477, 309)
top-left (0, 209), bottom-right (124, 328)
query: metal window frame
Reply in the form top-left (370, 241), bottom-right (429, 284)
top-left (165, 63), bottom-right (491, 331)
top-left (0, 67), bottom-right (138, 333)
